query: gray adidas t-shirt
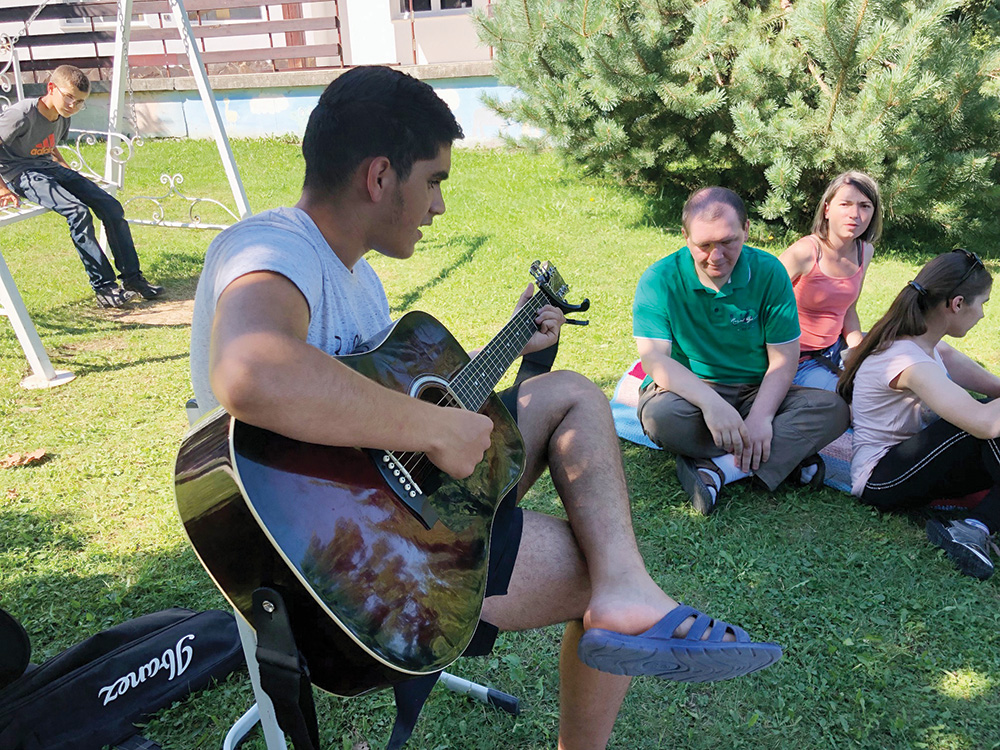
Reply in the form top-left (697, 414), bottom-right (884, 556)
top-left (0, 98), bottom-right (69, 182)
top-left (190, 206), bottom-right (392, 413)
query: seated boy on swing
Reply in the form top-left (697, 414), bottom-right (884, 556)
top-left (0, 65), bottom-right (163, 308)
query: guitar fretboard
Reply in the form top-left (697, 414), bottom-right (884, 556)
top-left (450, 292), bottom-right (548, 411)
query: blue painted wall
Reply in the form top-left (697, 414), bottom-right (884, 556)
top-left (75, 76), bottom-right (534, 145)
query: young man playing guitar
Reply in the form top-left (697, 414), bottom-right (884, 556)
top-left (189, 66), bottom-right (780, 749)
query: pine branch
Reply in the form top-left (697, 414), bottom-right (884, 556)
top-left (798, 44), bottom-right (832, 97)
top-left (618, 4), bottom-right (654, 74)
top-left (824, 0), bottom-right (870, 132)
top-left (707, 50), bottom-right (725, 87)
top-left (780, 2), bottom-right (832, 98)
top-left (481, 0), bottom-right (1000, 239)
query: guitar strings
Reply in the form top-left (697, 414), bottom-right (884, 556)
top-left (392, 292), bottom-right (550, 484)
top-left (394, 292), bottom-right (545, 480)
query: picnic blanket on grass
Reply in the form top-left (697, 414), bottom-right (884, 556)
top-left (612, 360), bottom-right (867, 495)
top-left (610, 360), bottom-right (985, 509)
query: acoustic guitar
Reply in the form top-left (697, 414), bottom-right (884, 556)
top-left (174, 261), bottom-right (588, 697)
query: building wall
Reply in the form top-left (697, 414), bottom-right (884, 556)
top-left (389, 1), bottom-right (492, 66)
top-left (2, 3), bottom-right (516, 144)
top-left (0, 0), bottom-right (493, 71)
top-left (340, 0), bottom-right (397, 64)
top-left (67, 65), bottom-right (536, 147)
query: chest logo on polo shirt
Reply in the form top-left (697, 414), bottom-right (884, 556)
top-left (729, 308), bottom-right (758, 329)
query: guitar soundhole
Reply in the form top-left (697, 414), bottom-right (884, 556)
top-left (408, 382), bottom-right (460, 492)
top-left (417, 382), bottom-right (460, 410)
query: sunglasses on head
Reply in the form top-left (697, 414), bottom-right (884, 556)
top-left (947, 248), bottom-right (984, 299)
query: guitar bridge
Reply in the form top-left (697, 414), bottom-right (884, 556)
top-left (368, 449), bottom-right (440, 530)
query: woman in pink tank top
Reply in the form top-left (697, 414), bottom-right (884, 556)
top-left (779, 172), bottom-right (882, 390)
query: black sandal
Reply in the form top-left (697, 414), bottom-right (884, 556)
top-left (676, 455), bottom-right (726, 515)
top-left (795, 453), bottom-right (825, 490)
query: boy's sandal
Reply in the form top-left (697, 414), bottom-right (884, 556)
top-left (577, 604), bottom-right (783, 683)
top-left (675, 455), bottom-right (725, 516)
top-left (795, 453), bottom-right (825, 490)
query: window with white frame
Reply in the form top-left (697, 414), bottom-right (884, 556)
top-left (397, 0), bottom-right (472, 15)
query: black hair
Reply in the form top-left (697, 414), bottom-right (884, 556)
top-left (302, 66), bottom-right (463, 195)
top-left (838, 250), bottom-right (992, 401)
top-left (682, 187), bottom-right (748, 233)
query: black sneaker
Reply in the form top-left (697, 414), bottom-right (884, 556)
top-left (95, 284), bottom-right (138, 308)
top-left (926, 519), bottom-right (997, 580)
top-left (676, 455), bottom-right (723, 516)
top-left (122, 273), bottom-right (164, 300)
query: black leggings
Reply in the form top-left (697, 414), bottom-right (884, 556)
top-left (860, 416), bottom-right (1000, 533)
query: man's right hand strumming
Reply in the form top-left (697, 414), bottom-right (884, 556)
top-left (425, 406), bottom-right (494, 480)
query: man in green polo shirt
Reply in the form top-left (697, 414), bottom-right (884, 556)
top-left (633, 187), bottom-right (849, 514)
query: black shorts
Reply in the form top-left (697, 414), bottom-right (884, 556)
top-left (462, 386), bottom-right (525, 657)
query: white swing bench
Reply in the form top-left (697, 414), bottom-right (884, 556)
top-left (0, 0), bottom-right (249, 389)
top-left (0, 46), bottom-right (139, 388)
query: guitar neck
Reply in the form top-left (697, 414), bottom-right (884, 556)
top-left (450, 291), bottom-right (548, 411)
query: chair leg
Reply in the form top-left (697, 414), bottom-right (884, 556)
top-left (222, 703), bottom-right (261, 750)
top-left (437, 671), bottom-right (520, 715)
top-left (231, 609), bottom-right (288, 750)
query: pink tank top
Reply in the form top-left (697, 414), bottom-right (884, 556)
top-left (793, 238), bottom-right (865, 351)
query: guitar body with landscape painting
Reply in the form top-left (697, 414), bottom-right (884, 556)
top-left (174, 262), bottom-right (588, 697)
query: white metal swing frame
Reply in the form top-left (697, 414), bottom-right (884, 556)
top-left (0, 0), bottom-right (250, 389)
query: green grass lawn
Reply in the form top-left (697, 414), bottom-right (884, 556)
top-left (2, 139), bottom-right (999, 750)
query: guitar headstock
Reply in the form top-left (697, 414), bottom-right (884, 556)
top-left (530, 261), bottom-right (591, 315)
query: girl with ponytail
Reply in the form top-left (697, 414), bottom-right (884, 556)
top-left (838, 249), bottom-right (1000, 578)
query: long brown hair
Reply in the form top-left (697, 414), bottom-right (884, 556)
top-left (838, 250), bottom-right (992, 402)
top-left (812, 171), bottom-right (883, 244)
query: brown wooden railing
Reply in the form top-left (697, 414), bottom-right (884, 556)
top-left (1, 0), bottom-right (344, 83)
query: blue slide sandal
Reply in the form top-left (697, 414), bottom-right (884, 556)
top-left (577, 604), bottom-right (782, 683)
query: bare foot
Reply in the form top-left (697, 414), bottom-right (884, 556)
top-left (583, 571), bottom-right (737, 642)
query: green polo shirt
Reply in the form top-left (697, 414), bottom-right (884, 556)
top-left (632, 245), bottom-right (800, 385)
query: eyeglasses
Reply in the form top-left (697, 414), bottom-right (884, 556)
top-left (54, 85), bottom-right (87, 111)
top-left (947, 248), bottom-right (984, 298)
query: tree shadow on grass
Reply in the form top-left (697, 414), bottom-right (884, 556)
top-left (0, 508), bottom-right (228, 660)
top-left (12, 272), bottom-right (198, 340)
top-left (5, 492), bottom-right (1000, 749)
top-left (49, 350), bottom-right (190, 378)
top-left (391, 234), bottom-right (489, 314)
top-left (633, 181), bottom-right (692, 236)
top-left (0, 508), bottom-right (86, 557)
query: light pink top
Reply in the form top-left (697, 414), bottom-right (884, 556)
top-left (793, 239), bottom-right (865, 351)
top-left (850, 339), bottom-right (946, 495)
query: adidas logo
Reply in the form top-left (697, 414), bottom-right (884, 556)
top-left (29, 133), bottom-right (56, 156)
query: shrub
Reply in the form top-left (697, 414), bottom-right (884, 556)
top-left (478, 0), bottom-right (1000, 244)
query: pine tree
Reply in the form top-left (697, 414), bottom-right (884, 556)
top-left (478, 0), bottom-right (1000, 241)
